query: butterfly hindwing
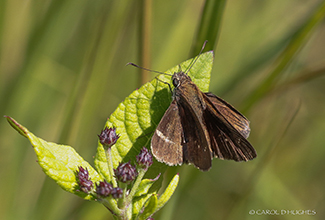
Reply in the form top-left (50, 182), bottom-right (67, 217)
top-left (205, 92), bottom-right (250, 138)
top-left (203, 94), bottom-right (257, 161)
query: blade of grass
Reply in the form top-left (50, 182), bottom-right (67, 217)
top-left (138, 0), bottom-right (152, 86)
top-left (190, 0), bottom-right (227, 56)
top-left (218, 28), bottom-right (294, 96)
top-left (242, 1), bottom-right (325, 113)
top-left (271, 61), bottom-right (325, 95)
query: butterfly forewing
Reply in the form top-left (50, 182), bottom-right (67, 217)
top-left (177, 94), bottom-right (212, 171)
top-left (151, 100), bottom-right (183, 166)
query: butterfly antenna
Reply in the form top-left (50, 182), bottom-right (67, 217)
top-left (127, 62), bottom-right (173, 91)
top-left (185, 40), bottom-right (208, 75)
top-left (126, 63), bottom-right (172, 76)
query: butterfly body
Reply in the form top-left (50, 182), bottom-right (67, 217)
top-left (151, 71), bottom-right (257, 171)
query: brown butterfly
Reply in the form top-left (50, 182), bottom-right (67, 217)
top-left (150, 70), bottom-right (256, 171)
top-left (129, 42), bottom-right (256, 171)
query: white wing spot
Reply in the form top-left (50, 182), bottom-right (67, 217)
top-left (156, 130), bottom-right (175, 144)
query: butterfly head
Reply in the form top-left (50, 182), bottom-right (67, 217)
top-left (172, 71), bottom-right (192, 88)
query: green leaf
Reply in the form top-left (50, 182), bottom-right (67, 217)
top-left (135, 174), bottom-right (179, 219)
top-left (94, 52), bottom-right (214, 179)
top-left (132, 193), bottom-right (154, 218)
top-left (156, 174), bottom-right (179, 212)
top-left (5, 116), bottom-right (103, 201)
top-left (137, 194), bottom-right (158, 220)
top-left (134, 174), bottom-right (160, 197)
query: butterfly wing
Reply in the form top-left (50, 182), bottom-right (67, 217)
top-left (151, 100), bottom-right (183, 166)
top-left (173, 80), bottom-right (213, 171)
top-left (205, 92), bottom-right (250, 138)
top-left (203, 94), bottom-right (257, 161)
top-left (177, 101), bottom-right (212, 171)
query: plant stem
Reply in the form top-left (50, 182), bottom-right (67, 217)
top-left (121, 168), bottom-right (147, 209)
top-left (106, 148), bottom-right (118, 187)
top-left (99, 197), bottom-right (122, 217)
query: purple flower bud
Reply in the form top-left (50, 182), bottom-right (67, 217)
top-left (136, 147), bottom-right (153, 169)
top-left (96, 180), bottom-right (113, 197)
top-left (146, 217), bottom-right (154, 220)
top-left (98, 127), bottom-right (120, 148)
top-left (111, 187), bottom-right (123, 199)
top-left (114, 161), bottom-right (138, 184)
top-left (76, 166), bottom-right (93, 193)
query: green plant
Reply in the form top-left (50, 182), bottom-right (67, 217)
top-left (5, 52), bottom-right (213, 220)
top-left (2, 1), bottom-right (325, 219)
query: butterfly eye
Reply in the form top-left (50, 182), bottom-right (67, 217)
top-left (172, 78), bottom-right (179, 87)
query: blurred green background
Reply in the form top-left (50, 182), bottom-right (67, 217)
top-left (1, 0), bottom-right (325, 219)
